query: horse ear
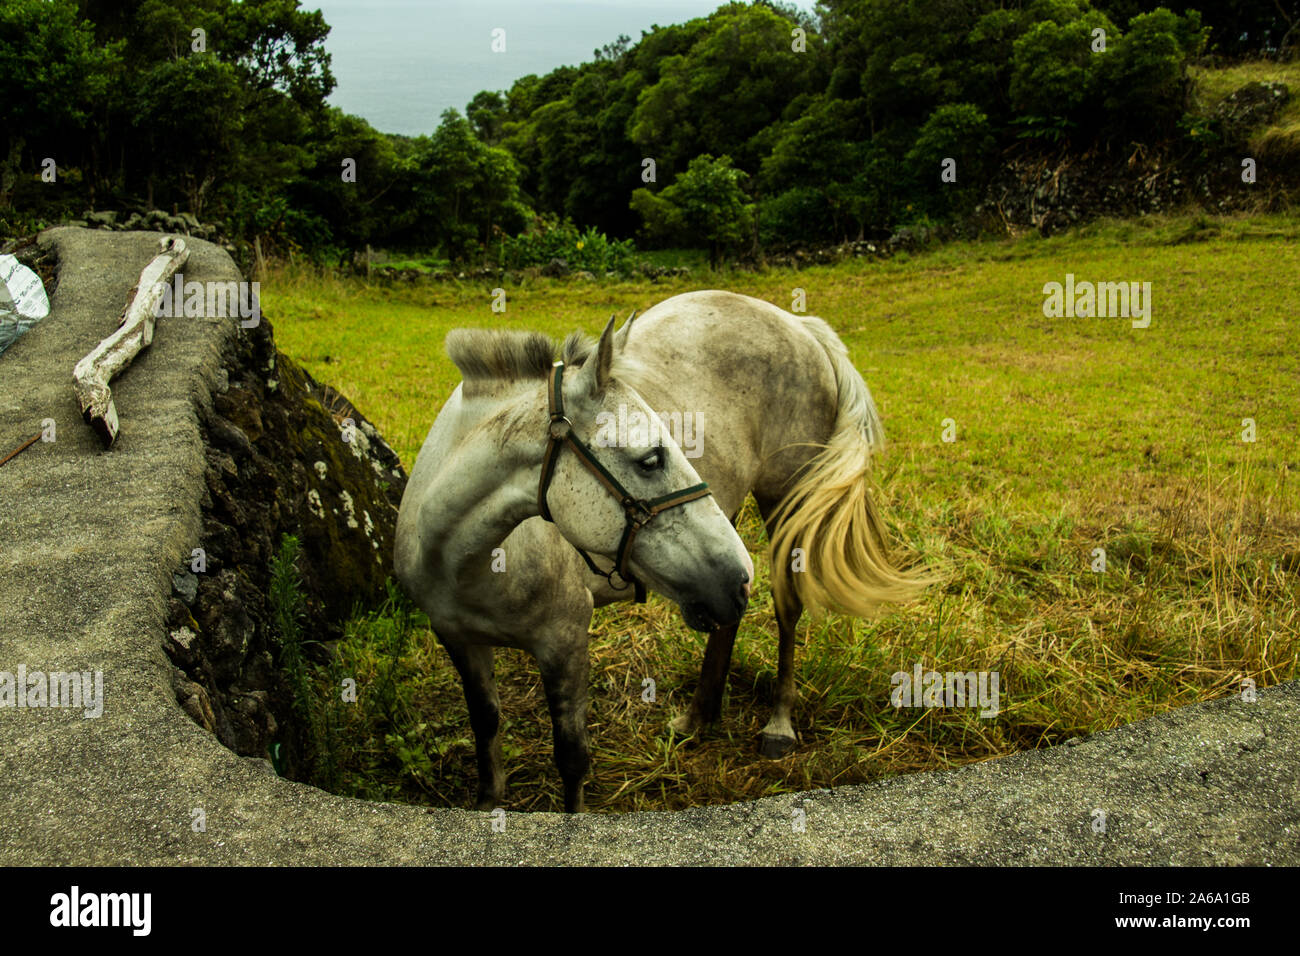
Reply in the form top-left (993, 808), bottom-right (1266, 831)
top-left (570, 313), bottom-right (617, 400)
top-left (613, 310), bottom-right (637, 351)
top-left (592, 313), bottom-right (617, 394)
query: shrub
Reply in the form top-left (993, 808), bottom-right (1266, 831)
top-left (497, 213), bottom-right (637, 274)
top-left (759, 186), bottom-right (834, 246)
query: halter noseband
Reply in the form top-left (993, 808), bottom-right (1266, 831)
top-left (537, 361), bottom-right (711, 603)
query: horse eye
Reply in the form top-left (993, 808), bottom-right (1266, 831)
top-left (637, 451), bottom-right (663, 472)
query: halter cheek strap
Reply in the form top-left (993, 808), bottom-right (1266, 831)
top-left (537, 361), bottom-right (711, 603)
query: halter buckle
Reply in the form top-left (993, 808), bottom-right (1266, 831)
top-left (548, 414), bottom-right (573, 440)
top-left (622, 497), bottom-right (653, 528)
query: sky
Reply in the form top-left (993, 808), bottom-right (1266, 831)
top-left (311, 0), bottom-right (822, 136)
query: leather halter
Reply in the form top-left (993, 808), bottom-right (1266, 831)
top-left (537, 361), bottom-right (711, 603)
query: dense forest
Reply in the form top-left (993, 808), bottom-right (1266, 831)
top-left (2, 0), bottom-right (1296, 267)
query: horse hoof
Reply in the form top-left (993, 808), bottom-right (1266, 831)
top-left (668, 713), bottom-right (699, 740)
top-left (759, 732), bottom-right (797, 759)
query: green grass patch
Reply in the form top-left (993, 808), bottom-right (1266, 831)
top-left (374, 256), bottom-right (451, 274)
top-left (637, 247), bottom-right (712, 270)
top-left (261, 210), bottom-right (1300, 812)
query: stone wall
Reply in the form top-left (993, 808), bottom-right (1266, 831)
top-left (164, 314), bottom-right (406, 774)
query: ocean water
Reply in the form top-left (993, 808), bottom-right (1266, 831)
top-left (314, 0), bottom-right (818, 136)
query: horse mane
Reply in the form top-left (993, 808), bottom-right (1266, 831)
top-left (445, 326), bottom-right (664, 400)
top-left (446, 320), bottom-right (670, 412)
top-left (445, 329), bottom-right (595, 386)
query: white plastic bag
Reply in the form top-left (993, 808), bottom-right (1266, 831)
top-left (0, 253), bottom-right (51, 355)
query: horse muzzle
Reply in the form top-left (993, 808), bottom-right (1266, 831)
top-left (680, 565), bottom-right (751, 632)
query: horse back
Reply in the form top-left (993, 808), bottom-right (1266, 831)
top-left (627, 291), bottom-right (842, 515)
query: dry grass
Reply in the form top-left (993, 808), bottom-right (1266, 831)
top-left (1252, 118), bottom-right (1300, 168)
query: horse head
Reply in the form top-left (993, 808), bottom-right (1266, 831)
top-left (539, 314), bottom-right (752, 631)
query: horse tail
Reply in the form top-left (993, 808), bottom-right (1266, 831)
top-left (767, 316), bottom-right (932, 618)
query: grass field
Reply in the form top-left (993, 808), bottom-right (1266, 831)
top-left (260, 211), bottom-right (1300, 813)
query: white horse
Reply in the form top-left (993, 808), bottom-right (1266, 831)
top-left (395, 291), bottom-right (927, 812)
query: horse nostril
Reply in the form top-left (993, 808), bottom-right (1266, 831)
top-left (734, 577), bottom-right (751, 614)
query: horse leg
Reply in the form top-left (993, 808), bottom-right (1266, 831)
top-left (759, 594), bottom-right (803, 759)
top-left (536, 638), bottom-right (591, 813)
top-left (670, 507), bottom-right (747, 738)
top-left (669, 621), bottom-right (739, 738)
top-left (444, 642), bottom-right (505, 810)
top-left (753, 490), bottom-right (804, 758)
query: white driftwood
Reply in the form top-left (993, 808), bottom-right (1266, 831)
top-left (72, 235), bottom-right (189, 447)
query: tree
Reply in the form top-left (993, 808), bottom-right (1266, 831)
top-left (1095, 8), bottom-right (1206, 136)
top-left (1008, 8), bottom-right (1116, 128)
top-left (630, 154), bottom-right (753, 266)
top-left (409, 110), bottom-right (529, 261)
top-left (904, 103), bottom-right (995, 217)
top-left (467, 90), bottom-right (507, 145)
top-left (131, 54), bottom-right (245, 215)
top-left (628, 2), bottom-right (826, 176)
top-left (0, 0), bottom-right (121, 207)
top-left (761, 96), bottom-right (871, 240)
top-left (1093, 0), bottom-right (1296, 58)
top-left (282, 107), bottom-right (409, 253)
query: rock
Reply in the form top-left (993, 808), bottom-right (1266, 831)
top-left (889, 227), bottom-right (920, 249)
top-left (541, 257), bottom-right (569, 278)
top-left (208, 413), bottom-right (253, 461)
top-left (172, 571), bottom-right (199, 605)
top-left (171, 667), bottom-right (217, 734)
top-left (196, 570), bottom-right (258, 683)
top-left (215, 384), bottom-right (263, 441)
top-left (1215, 81), bottom-right (1291, 138)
